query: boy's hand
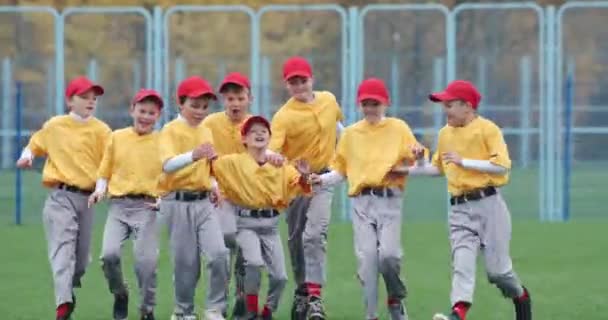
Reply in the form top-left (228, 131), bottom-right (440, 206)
top-left (411, 144), bottom-right (426, 160)
top-left (193, 143), bottom-right (217, 161)
top-left (442, 151), bottom-right (463, 166)
top-left (87, 191), bottom-right (105, 208)
top-left (16, 157), bottom-right (33, 169)
top-left (294, 159), bottom-right (311, 175)
top-left (265, 151), bottom-right (285, 167)
top-left (308, 173), bottom-right (322, 185)
top-left (210, 186), bottom-right (224, 208)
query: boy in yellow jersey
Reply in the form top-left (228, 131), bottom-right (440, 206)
top-left (87, 89), bottom-right (164, 320)
top-left (269, 56), bottom-right (343, 320)
top-left (159, 76), bottom-right (229, 320)
top-left (16, 76), bottom-right (111, 320)
top-left (202, 72), bottom-right (254, 318)
top-left (309, 78), bottom-right (419, 320)
top-left (393, 80), bottom-right (532, 320)
top-left (211, 116), bottom-right (312, 320)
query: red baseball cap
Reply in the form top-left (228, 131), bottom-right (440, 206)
top-left (241, 115), bottom-right (271, 136)
top-left (132, 89), bottom-right (163, 109)
top-left (357, 78), bottom-right (390, 105)
top-left (219, 72), bottom-right (251, 92)
top-left (177, 76), bottom-right (216, 100)
top-left (283, 56), bottom-right (313, 80)
top-left (429, 80), bottom-right (482, 109)
top-left (65, 76), bottom-right (104, 99)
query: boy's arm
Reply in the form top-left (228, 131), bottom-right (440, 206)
top-left (440, 124), bottom-right (510, 175)
top-left (16, 123), bottom-right (49, 168)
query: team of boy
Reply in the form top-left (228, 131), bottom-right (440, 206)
top-left (16, 55), bottom-right (532, 320)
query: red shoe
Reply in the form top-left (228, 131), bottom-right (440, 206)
top-left (56, 302), bottom-right (73, 320)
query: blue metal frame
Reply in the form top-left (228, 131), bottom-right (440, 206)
top-left (556, 1), bottom-right (608, 222)
top-left (162, 5), bottom-right (257, 123)
top-left (451, 2), bottom-right (546, 221)
top-left (358, 4), bottom-right (450, 125)
top-left (60, 7), bottom-right (154, 116)
top-left (257, 4), bottom-right (349, 115)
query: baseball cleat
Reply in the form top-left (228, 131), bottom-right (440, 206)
top-left (113, 292), bottom-right (129, 320)
top-left (306, 296), bottom-right (326, 320)
top-left (204, 309), bottom-right (225, 320)
top-left (432, 311), bottom-right (462, 320)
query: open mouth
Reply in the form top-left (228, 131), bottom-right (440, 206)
top-left (254, 137), bottom-right (265, 142)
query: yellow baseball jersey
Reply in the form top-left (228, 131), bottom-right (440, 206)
top-left (27, 115), bottom-right (111, 190)
top-left (158, 118), bottom-right (214, 194)
top-left (269, 91), bottom-right (343, 172)
top-left (212, 153), bottom-right (311, 210)
top-left (97, 127), bottom-right (162, 197)
top-left (201, 112), bottom-right (249, 156)
top-left (431, 116), bottom-right (511, 196)
top-left (332, 118), bottom-right (418, 196)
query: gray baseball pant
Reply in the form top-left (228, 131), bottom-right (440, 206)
top-left (236, 214), bottom-right (287, 312)
top-left (351, 189), bottom-right (407, 320)
top-left (100, 197), bottom-right (159, 313)
top-left (42, 188), bottom-right (94, 307)
top-left (161, 192), bottom-right (229, 315)
top-left (449, 190), bottom-right (524, 306)
top-left (286, 185), bottom-right (333, 287)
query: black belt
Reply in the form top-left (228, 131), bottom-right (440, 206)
top-left (360, 187), bottom-right (395, 198)
top-left (57, 183), bottom-right (92, 195)
top-left (238, 209), bottom-right (280, 218)
top-left (112, 194), bottom-right (156, 201)
top-left (173, 191), bottom-right (208, 202)
top-left (450, 186), bottom-right (497, 206)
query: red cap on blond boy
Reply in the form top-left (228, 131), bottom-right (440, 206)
top-left (132, 89), bottom-right (164, 109)
top-left (357, 78), bottom-right (390, 105)
top-left (282, 56), bottom-right (313, 80)
top-left (177, 76), bottom-right (216, 101)
top-left (429, 80), bottom-right (482, 109)
top-left (65, 76), bottom-right (104, 99)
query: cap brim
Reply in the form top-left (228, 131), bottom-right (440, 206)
top-left (358, 94), bottom-right (389, 105)
top-left (429, 91), bottom-right (458, 103)
top-left (284, 71), bottom-right (312, 81)
top-left (187, 89), bottom-right (217, 100)
top-left (76, 85), bottom-right (104, 96)
top-left (134, 94), bottom-right (164, 108)
top-left (219, 81), bottom-right (249, 92)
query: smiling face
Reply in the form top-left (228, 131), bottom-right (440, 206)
top-left (359, 99), bottom-right (388, 123)
top-left (130, 98), bottom-right (162, 134)
top-left (242, 122), bottom-right (270, 150)
top-left (179, 94), bottom-right (213, 126)
top-left (442, 100), bottom-right (474, 127)
top-left (67, 89), bottom-right (98, 118)
top-left (285, 76), bottom-right (314, 103)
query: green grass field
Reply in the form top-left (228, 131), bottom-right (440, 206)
top-left (0, 166), bottom-right (606, 319)
top-left (0, 221), bottom-right (605, 319)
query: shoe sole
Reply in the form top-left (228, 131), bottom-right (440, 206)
top-left (432, 314), bottom-right (449, 320)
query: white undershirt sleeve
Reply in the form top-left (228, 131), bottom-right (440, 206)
top-left (163, 151), bottom-right (194, 173)
top-left (320, 170), bottom-right (346, 187)
top-left (94, 178), bottom-right (108, 194)
top-left (461, 159), bottom-right (508, 174)
top-left (19, 147), bottom-right (33, 160)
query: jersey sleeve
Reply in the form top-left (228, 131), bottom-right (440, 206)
top-left (97, 134), bottom-right (114, 179)
top-left (331, 133), bottom-right (348, 176)
top-left (269, 112), bottom-right (288, 153)
top-left (398, 122), bottom-right (418, 163)
top-left (159, 127), bottom-right (177, 164)
top-left (27, 121), bottom-right (50, 157)
top-left (284, 165), bottom-right (311, 197)
top-left (484, 123), bottom-right (511, 169)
